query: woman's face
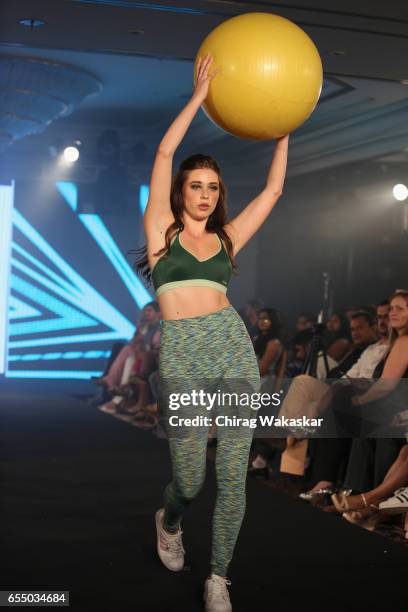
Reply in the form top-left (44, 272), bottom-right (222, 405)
top-left (181, 168), bottom-right (220, 221)
top-left (258, 311), bottom-right (272, 332)
top-left (143, 305), bottom-right (157, 322)
top-left (327, 313), bottom-right (341, 332)
top-left (389, 296), bottom-right (408, 334)
top-left (296, 315), bottom-right (309, 331)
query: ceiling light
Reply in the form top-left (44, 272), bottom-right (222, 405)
top-left (64, 146), bottom-right (79, 163)
top-left (393, 184), bottom-right (408, 201)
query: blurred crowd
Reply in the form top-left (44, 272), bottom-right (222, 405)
top-left (89, 290), bottom-right (408, 540)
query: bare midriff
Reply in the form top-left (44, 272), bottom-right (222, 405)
top-left (157, 286), bottom-right (231, 320)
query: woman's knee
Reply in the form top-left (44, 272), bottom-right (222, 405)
top-left (398, 444), bottom-right (408, 463)
top-left (175, 474), bottom-right (205, 502)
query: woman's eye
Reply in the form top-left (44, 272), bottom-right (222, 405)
top-left (191, 185), bottom-right (200, 190)
top-left (210, 186), bottom-right (219, 191)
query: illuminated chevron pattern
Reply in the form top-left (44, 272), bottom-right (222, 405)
top-left (4, 181), bottom-right (153, 379)
top-left (9, 295), bottom-right (41, 320)
top-left (0, 182), bottom-right (14, 374)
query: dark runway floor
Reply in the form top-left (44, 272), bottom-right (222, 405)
top-left (1, 393), bottom-right (407, 611)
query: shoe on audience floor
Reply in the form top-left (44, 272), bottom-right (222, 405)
top-left (299, 488), bottom-right (335, 505)
top-left (155, 509), bottom-right (184, 571)
top-left (379, 487), bottom-right (408, 514)
top-left (99, 401), bottom-right (117, 414)
top-left (204, 574), bottom-right (232, 612)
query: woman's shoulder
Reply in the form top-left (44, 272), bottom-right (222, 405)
top-left (221, 223), bottom-right (237, 247)
top-left (266, 337), bottom-right (282, 351)
top-left (392, 335), bottom-right (408, 351)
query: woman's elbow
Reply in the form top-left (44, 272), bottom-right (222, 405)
top-left (266, 188), bottom-right (282, 200)
top-left (157, 145), bottom-right (173, 159)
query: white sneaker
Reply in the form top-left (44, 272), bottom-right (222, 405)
top-left (204, 574), bottom-right (232, 612)
top-left (155, 508), bottom-right (185, 571)
top-left (379, 487), bottom-right (408, 514)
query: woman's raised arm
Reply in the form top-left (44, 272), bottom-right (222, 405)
top-left (225, 134), bottom-right (289, 254)
top-left (144, 55), bottom-right (217, 231)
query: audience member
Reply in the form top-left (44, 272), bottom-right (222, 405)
top-left (300, 301), bottom-right (391, 502)
top-left (253, 308), bottom-right (283, 391)
top-left (331, 290), bottom-right (408, 519)
top-left (240, 299), bottom-right (264, 340)
top-left (295, 312), bottom-right (317, 332)
top-left (324, 311), bottom-right (352, 362)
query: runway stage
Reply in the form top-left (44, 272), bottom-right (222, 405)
top-left (1, 393), bottom-right (407, 611)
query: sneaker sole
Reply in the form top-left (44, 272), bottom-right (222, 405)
top-left (379, 505), bottom-right (408, 515)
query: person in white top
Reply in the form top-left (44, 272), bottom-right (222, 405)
top-left (343, 302), bottom-right (390, 380)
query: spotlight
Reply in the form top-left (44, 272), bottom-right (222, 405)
top-left (64, 146), bottom-right (79, 163)
top-left (393, 183), bottom-right (408, 202)
top-left (62, 140), bottom-right (82, 163)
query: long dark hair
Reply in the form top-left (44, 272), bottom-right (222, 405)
top-left (131, 154), bottom-right (236, 284)
top-left (253, 308), bottom-right (282, 359)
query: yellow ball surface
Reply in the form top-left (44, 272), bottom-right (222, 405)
top-left (195, 13), bottom-right (323, 140)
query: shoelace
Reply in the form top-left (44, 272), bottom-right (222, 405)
top-left (208, 577), bottom-right (232, 602)
top-left (161, 530), bottom-right (185, 558)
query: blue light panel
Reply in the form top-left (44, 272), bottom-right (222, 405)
top-left (5, 181), bottom-right (149, 379)
top-left (79, 214), bottom-right (152, 308)
top-left (0, 182), bottom-right (14, 374)
top-left (10, 209), bottom-right (135, 350)
top-left (9, 295), bottom-right (41, 320)
top-left (139, 184), bottom-right (149, 215)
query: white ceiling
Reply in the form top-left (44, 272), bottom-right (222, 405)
top-left (1, 0), bottom-right (408, 176)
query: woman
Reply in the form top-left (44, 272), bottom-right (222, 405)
top-left (135, 54), bottom-right (289, 611)
top-left (253, 308), bottom-right (283, 381)
top-left (324, 311), bottom-right (352, 363)
top-left (247, 309), bottom-right (283, 478)
top-left (331, 290), bottom-right (408, 524)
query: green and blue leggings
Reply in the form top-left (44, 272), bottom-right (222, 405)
top-left (159, 306), bottom-right (260, 577)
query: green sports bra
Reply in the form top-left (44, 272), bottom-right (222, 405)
top-left (151, 231), bottom-right (232, 297)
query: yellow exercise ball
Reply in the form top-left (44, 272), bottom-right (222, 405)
top-left (194, 13), bottom-right (323, 140)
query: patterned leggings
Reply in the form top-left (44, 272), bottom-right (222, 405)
top-left (159, 306), bottom-right (260, 576)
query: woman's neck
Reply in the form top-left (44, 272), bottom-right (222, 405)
top-left (181, 216), bottom-right (208, 238)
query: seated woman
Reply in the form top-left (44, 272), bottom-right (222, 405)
top-left (100, 333), bottom-right (145, 414)
top-left (248, 308), bottom-right (283, 476)
top-left (253, 307), bottom-right (283, 392)
top-left (324, 311), bottom-right (352, 363)
top-left (331, 289), bottom-right (408, 525)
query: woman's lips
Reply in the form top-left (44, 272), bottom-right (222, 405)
top-left (198, 204), bottom-right (209, 209)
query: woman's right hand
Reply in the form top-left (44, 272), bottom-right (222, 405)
top-left (193, 53), bottom-right (218, 103)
